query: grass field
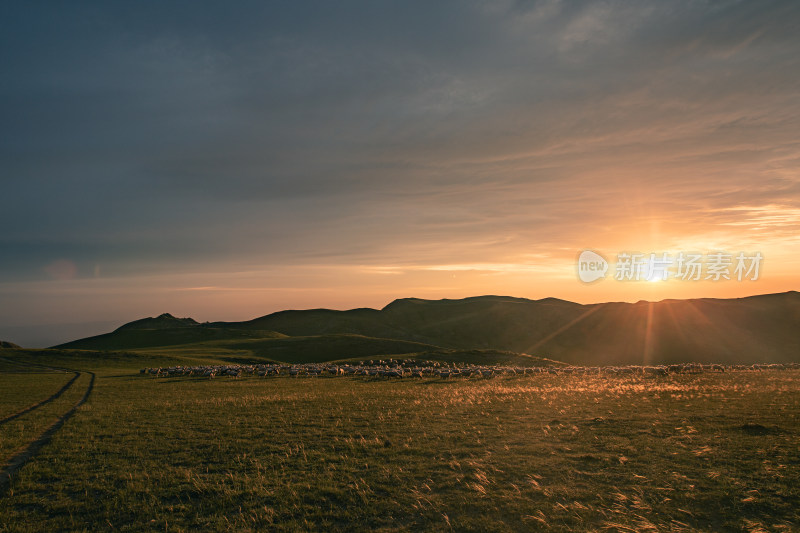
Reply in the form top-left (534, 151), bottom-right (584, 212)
top-left (0, 373), bottom-right (73, 419)
top-left (1, 349), bottom-right (799, 532)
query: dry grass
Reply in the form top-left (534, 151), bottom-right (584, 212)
top-left (0, 351), bottom-right (798, 531)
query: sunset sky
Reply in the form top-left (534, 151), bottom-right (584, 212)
top-left (2, 1), bottom-right (799, 346)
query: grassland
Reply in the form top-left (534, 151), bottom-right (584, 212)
top-left (0, 373), bottom-right (73, 419)
top-left (0, 372), bottom-right (90, 466)
top-left (0, 348), bottom-right (798, 532)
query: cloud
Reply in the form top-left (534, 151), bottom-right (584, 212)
top-left (1, 0), bottom-right (799, 342)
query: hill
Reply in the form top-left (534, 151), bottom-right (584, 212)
top-left (114, 313), bottom-right (199, 331)
top-left (56, 324), bottom-right (287, 351)
top-left (54, 291), bottom-right (800, 365)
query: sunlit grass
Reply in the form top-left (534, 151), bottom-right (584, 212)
top-left (1, 360), bottom-right (798, 531)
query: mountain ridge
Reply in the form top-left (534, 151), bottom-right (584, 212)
top-left (54, 291), bottom-right (800, 365)
top-left (115, 313), bottom-right (199, 331)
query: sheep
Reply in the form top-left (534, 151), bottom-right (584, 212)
top-left (644, 366), bottom-right (668, 376)
top-left (137, 359), bottom-right (795, 383)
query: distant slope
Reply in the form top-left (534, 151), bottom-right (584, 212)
top-left (220, 308), bottom-right (406, 339)
top-left (56, 324), bottom-right (287, 351)
top-left (55, 318), bottom-right (447, 363)
top-left (214, 334), bottom-right (444, 364)
top-left (533, 292), bottom-right (800, 365)
top-left (55, 291), bottom-right (800, 365)
top-left (0, 341), bottom-right (21, 349)
top-left (378, 292), bottom-right (800, 364)
top-left (379, 296), bottom-right (586, 349)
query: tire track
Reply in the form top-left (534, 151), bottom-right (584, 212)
top-left (0, 356), bottom-right (95, 496)
top-left (0, 371), bottom-right (80, 426)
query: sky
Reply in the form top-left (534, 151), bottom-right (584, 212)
top-left (2, 0), bottom-right (799, 347)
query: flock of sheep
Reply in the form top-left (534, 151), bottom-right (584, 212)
top-left (140, 359), bottom-right (800, 379)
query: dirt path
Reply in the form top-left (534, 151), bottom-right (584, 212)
top-left (0, 357), bottom-right (95, 496)
top-left (0, 371), bottom-right (80, 426)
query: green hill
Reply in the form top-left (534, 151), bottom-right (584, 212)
top-left (54, 291), bottom-right (800, 365)
top-left (56, 324), bottom-right (287, 351)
